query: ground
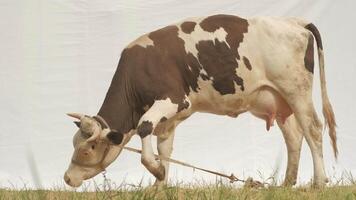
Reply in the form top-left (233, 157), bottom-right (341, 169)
top-left (1, 184), bottom-right (356, 200)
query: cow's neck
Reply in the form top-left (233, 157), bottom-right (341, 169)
top-left (97, 69), bottom-right (140, 134)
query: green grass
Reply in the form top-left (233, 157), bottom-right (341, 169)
top-left (1, 184), bottom-right (356, 200)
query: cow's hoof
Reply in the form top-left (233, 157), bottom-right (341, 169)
top-left (324, 177), bottom-right (329, 183)
top-left (312, 183), bottom-right (325, 189)
top-left (312, 180), bottom-right (326, 189)
top-left (312, 176), bottom-right (328, 188)
top-left (153, 179), bottom-right (167, 189)
top-left (282, 179), bottom-right (296, 187)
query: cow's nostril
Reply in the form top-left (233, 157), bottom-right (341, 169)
top-left (64, 173), bottom-right (71, 184)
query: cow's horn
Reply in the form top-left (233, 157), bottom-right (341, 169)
top-left (67, 113), bottom-right (84, 120)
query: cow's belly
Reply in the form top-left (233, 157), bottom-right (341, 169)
top-left (189, 79), bottom-right (293, 131)
top-left (154, 82), bottom-right (293, 136)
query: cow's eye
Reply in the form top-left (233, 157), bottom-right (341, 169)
top-left (91, 145), bottom-right (95, 150)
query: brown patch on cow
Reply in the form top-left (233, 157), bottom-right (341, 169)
top-left (144, 25), bottom-right (201, 103)
top-left (106, 130), bottom-right (124, 145)
top-left (108, 25), bottom-right (197, 119)
top-left (181, 21), bottom-right (196, 34)
top-left (198, 14), bottom-right (249, 94)
top-left (98, 15), bottom-right (250, 135)
top-left (304, 35), bottom-right (314, 73)
top-left (243, 56), bottom-right (252, 71)
top-left (160, 117), bottom-right (168, 123)
top-left (178, 100), bottom-right (190, 112)
top-left (137, 121), bottom-right (153, 138)
top-left (196, 39), bottom-right (245, 93)
top-left (305, 23), bottom-right (323, 50)
top-left (200, 15), bottom-right (248, 60)
top-left (98, 63), bottom-right (141, 135)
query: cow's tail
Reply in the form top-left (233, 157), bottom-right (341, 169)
top-left (305, 23), bottom-right (338, 158)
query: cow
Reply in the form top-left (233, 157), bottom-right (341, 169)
top-left (64, 14), bottom-right (336, 188)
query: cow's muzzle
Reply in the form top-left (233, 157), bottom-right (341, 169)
top-left (64, 171), bottom-right (83, 187)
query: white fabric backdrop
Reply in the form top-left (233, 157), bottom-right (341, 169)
top-left (0, 0), bottom-right (355, 189)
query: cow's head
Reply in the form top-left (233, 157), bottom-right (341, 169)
top-left (64, 113), bottom-right (132, 187)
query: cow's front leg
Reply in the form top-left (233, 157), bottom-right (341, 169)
top-left (140, 134), bottom-right (166, 180)
top-left (154, 127), bottom-right (175, 186)
top-left (137, 99), bottom-right (181, 182)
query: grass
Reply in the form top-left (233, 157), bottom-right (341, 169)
top-left (2, 170), bottom-right (356, 200)
top-left (1, 184), bottom-right (356, 200)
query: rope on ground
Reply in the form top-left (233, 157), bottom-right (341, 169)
top-left (123, 146), bottom-right (269, 188)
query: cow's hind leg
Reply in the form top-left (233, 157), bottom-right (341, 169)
top-left (277, 114), bottom-right (303, 186)
top-left (154, 126), bottom-right (175, 187)
top-left (137, 98), bottom-right (183, 182)
top-left (284, 93), bottom-right (328, 187)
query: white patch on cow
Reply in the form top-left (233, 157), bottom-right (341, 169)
top-left (139, 98), bottom-right (179, 127)
top-left (127, 34), bottom-right (154, 49)
top-left (177, 19), bottom-right (228, 58)
top-left (234, 16), bottom-right (310, 93)
top-left (199, 68), bottom-right (209, 80)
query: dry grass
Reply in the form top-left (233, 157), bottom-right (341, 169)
top-left (1, 184), bottom-right (356, 200)
top-left (2, 168), bottom-right (356, 199)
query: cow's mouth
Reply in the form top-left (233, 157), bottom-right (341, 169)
top-left (64, 163), bottom-right (101, 188)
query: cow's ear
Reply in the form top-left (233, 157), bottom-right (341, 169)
top-left (106, 130), bottom-right (123, 145)
top-left (74, 121), bottom-right (81, 128)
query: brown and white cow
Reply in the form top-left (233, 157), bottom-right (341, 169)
top-left (64, 14), bottom-right (336, 187)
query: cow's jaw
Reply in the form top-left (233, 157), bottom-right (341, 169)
top-left (64, 147), bottom-right (121, 188)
